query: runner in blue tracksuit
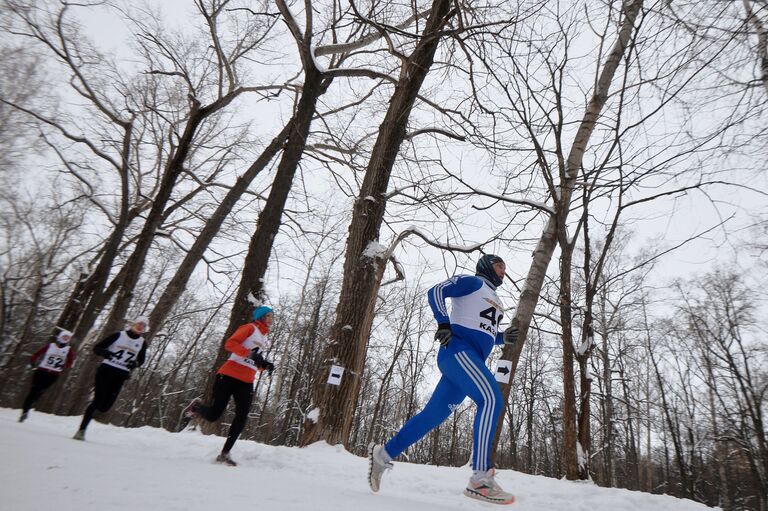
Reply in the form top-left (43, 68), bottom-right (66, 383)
top-left (368, 254), bottom-right (519, 505)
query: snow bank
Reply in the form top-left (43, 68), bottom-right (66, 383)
top-left (0, 408), bottom-right (716, 511)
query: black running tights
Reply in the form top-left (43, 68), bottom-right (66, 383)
top-left (198, 374), bottom-right (254, 453)
top-left (79, 364), bottom-right (129, 431)
top-left (22, 370), bottom-right (59, 413)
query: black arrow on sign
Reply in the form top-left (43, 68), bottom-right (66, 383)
top-left (331, 373), bottom-right (341, 379)
top-left (496, 366), bottom-right (510, 376)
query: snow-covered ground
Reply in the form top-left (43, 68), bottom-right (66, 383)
top-left (0, 408), bottom-right (716, 511)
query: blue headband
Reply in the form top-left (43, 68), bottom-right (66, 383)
top-left (252, 306), bottom-right (273, 321)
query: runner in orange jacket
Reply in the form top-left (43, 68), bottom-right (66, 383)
top-left (180, 306), bottom-right (275, 466)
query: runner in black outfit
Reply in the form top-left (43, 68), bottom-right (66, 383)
top-left (73, 317), bottom-right (149, 441)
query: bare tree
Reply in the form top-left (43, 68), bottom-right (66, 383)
top-left (674, 270), bottom-right (768, 507)
top-left (99, 0), bottom-right (285, 336)
top-left (486, 0), bottom-right (645, 478)
top-left (0, 190), bottom-right (85, 398)
top-left (300, 0), bottom-right (459, 447)
top-left (2, 0), bottom-right (143, 345)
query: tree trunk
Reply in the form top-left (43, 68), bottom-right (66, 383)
top-left (702, 348), bottom-right (731, 509)
top-left (99, 104), bottom-right (206, 336)
top-left (0, 266), bottom-right (45, 392)
top-left (526, 384), bottom-right (535, 472)
top-left (601, 326), bottom-right (616, 487)
top-left (576, 195), bottom-right (596, 481)
top-left (620, 361), bottom-right (640, 489)
top-left (201, 68), bottom-right (328, 418)
top-left (300, 0), bottom-right (455, 448)
top-left (559, 242), bottom-right (579, 480)
top-left (576, 354), bottom-right (592, 479)
top-left (366, 349), bottom-right (400, 447)
top-left (647, 318), bottom-right (691, 498)
top-left (644, 358), bottom-right (652, 492)
top-left (264, 252), bottom-right (325, 442)
top-left (742, 0), bottom-right (768, 95)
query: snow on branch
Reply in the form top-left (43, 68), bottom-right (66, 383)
top-left (309, 42), bottom-right (327, 73)
top-left (362, 240), bottom-right (388, 259)
top-left (306, 407), bottom-right (320, 424)
top-left (314, 8), bottom-right (432, 57)
top-left (576, 334), bottom-right (594, 357)
top-left (247, 290), bottom-right (265, 306)
top-left (364, 228), bottom-right (482, 287)
top-left (383, 227), bottom-right (482, 261)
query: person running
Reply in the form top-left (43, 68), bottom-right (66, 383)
top-left (179, 306), bottom-right (275, 467)
top-left (368, 254), bottom-right (519, 505)
top-left (73, 317), bottom-right (149, 441)
top-left (19, 329), bottom-right (77, 422)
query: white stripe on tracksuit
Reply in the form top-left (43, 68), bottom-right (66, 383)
top-left (431, 281), bottom-right (450, 318)
top-left (455, 351), bottom-right (496, 471)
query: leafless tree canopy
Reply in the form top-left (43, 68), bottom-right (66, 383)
top-left (0, 0), bottom-right (766, 509)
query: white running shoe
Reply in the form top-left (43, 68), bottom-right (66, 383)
top-left (463, 469), bottom-right (516, 505)
top-left (178, 397), bottom-right (202, 431)
top-left (367, 444), bottom-right (393, 492)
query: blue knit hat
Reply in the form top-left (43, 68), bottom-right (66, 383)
top-left (252, 306), bottom-right (273, 321)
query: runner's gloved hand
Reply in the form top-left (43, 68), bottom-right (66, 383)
top-left (249, 348), bottom-right (266, 365)
top-left (503, 324), bottom-right (519, 345)
top-left (434, 323), bottom-right (452, 347)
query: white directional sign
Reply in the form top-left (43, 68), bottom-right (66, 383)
top-left (327, 365), bottom-right (345, 386)
top-left (495, 360), bottom-right (512, 384)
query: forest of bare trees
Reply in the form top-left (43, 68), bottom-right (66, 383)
top-left (0, 0), bottom-right (766, 509)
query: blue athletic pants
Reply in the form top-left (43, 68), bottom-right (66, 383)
top-left (384, 348), bottom-right (502, 471)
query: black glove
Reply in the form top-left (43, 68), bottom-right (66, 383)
top-left (434, 323), bottom-right (452, 347)
top-left (503, 324), bottom-right (519, 345)
top-left (126, 360), bottom-right (137, 370)
top-left (248, 348), bottom-right (266, 366)
top-left (102, 351), bottom-right (115, 360)
top-left (250, 348), bottom-right (274, 374)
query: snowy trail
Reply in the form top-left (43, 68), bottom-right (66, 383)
top-left (0, 408), bottom-right (715, 511)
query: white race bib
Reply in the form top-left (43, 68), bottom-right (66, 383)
top-left (37, 344), bottom-right (70, 372)
top-left (449, 281), bottom-right (504, 340)
top-left (102, 331), bottom-right (144, 371)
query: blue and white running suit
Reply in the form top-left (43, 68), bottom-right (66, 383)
top-left (384, 274), bottom-right (505, 472)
